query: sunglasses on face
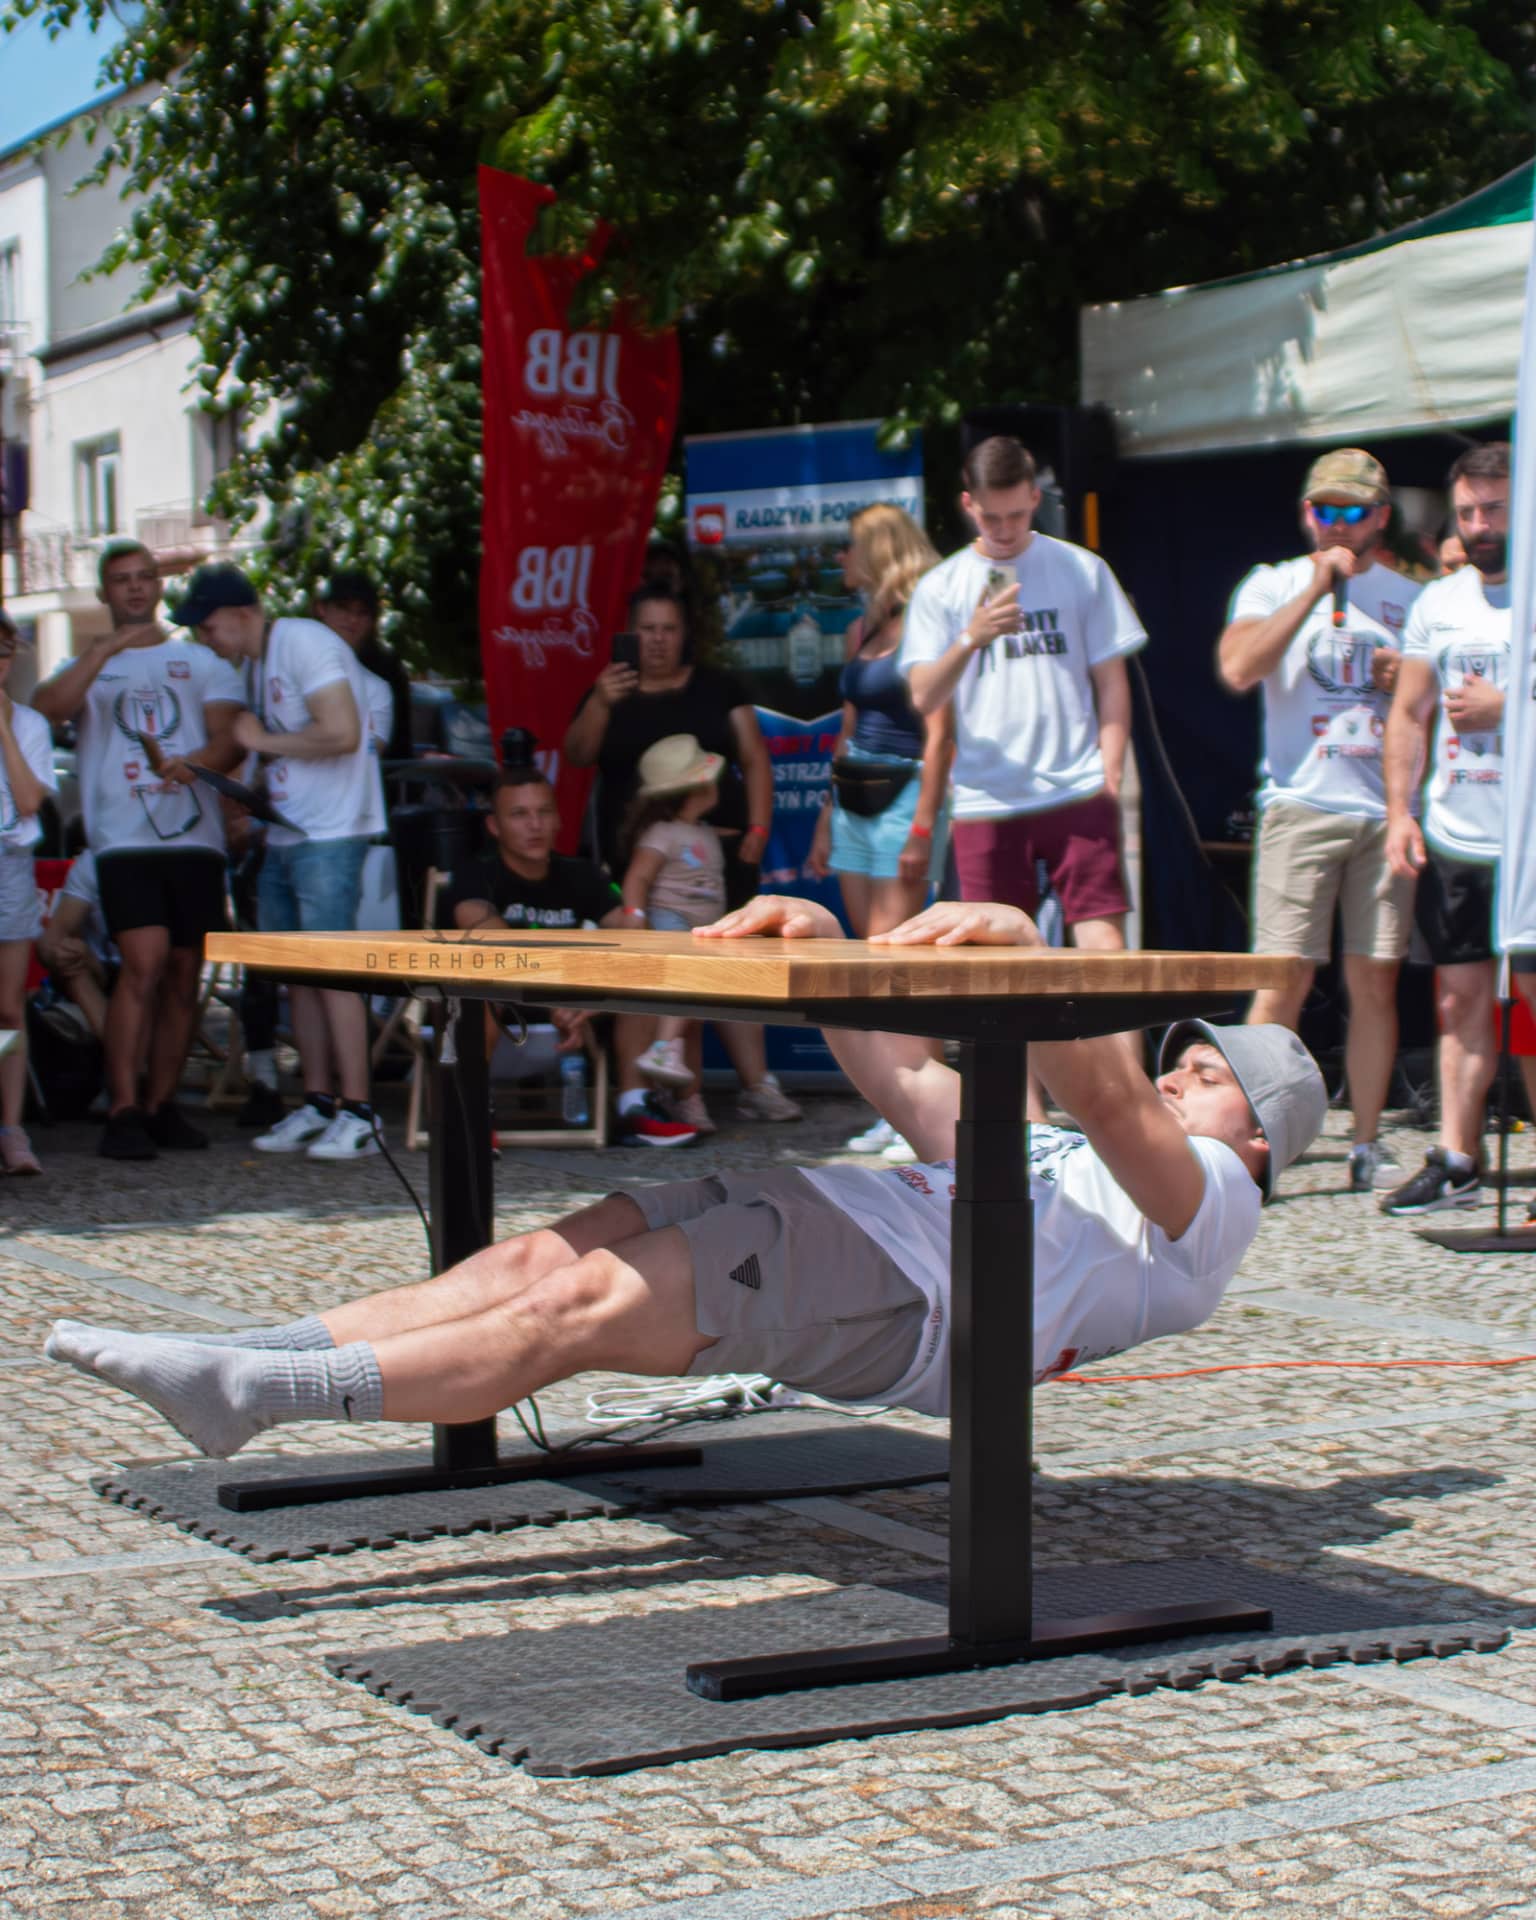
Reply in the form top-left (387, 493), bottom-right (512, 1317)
top-left (1310, 502), bottom-right (1374, 526)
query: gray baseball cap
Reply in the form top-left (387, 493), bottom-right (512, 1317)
top-left (1158, 1020), bottom-right (1327, 1202)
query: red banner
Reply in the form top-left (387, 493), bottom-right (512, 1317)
top-left (478, 168), bottom-right (681, 847)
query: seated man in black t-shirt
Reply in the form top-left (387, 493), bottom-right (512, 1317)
top-left (441, 766), bottom-right (625, 936)
top-left (438, 767), bottom-right (645, 1105)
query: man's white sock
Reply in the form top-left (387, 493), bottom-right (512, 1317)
top-left (45, 1321), bottom-right (382, 1459)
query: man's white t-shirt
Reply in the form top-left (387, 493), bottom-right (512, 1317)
top-left (899, 536), bottom-right (1146, 820)
top-left (801, 1127), bottom-right (1260, 1416)
top-left (76, 637), bottom-right (245, 857)
top-left (1400, 565), bottom-right (1511, 862)
top-left (0, 705), bottom-right (57, 851)
top-left (1229, 557), bottom-right (1418, 818)
top-left (256, 619), bottom-right (386, 847)
top-left (59, 848), bottom-right (113, 963)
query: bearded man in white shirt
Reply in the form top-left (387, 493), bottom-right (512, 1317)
top-left (44, 895), bottom-right (1326, 1461)
top-left (1218, 449), bottom-right (1422, 1196)
top-left (1379, 443), bottom-right (1536, 1216)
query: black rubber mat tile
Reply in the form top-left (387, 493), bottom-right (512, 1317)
top-left (93, 1412), bottom-right (948, 1563)
top-left (326, 1557), bottom-right (1509, 1776)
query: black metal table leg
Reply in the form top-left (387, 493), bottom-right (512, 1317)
top-left (218, 1000), bottom-right (701, 1513)
top-left (687, 1037), bottom-right (1269, 1701)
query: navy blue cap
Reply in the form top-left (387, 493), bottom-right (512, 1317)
top-left (172, 563), bottom-right (258, 628)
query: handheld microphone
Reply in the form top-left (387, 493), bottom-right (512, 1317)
top-left (1331, 573), bottom-right (1349, 629)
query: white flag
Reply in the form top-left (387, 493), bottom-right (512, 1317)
top-left (1497, 185), bottom-right (1536, 960)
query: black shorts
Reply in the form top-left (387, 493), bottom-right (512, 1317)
top-left (97, 848), bottom-right (229, 948)
top-left (1412, 852), bottom-right (1495, 968)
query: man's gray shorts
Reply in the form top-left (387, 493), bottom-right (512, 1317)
top-left (625, 1168), bottom-right (928, 1403)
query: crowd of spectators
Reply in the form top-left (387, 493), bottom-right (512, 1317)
top-left (0, 433), bottom-right (1520, 1193)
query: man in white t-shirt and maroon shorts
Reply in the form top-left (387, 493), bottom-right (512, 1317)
top-left (900, 436), bottom-right (1144, 1113)
top-left (46, 893), bottom-right (1326, 1460)
top-left (177, 564), bottom-right (388, 1163)
top-left (1380, 443), bottom-right (1536, 1215)
top-left (32, 541), bottom-right (247, 1162)
top-left (1218, 449), bottom-right (1422, 1195)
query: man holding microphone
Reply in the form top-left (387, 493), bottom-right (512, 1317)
top-left (1218, 449), bottom-right (1419, 1192)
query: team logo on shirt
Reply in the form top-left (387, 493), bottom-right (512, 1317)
top-left (167, 660), bottom-right (191, 681)
top-left (111, 686), bottom-right (184, 747)
top-left (1305, 628), bottom-right (1382, 696)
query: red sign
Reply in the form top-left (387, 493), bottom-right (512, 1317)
top-left (478, 168), bottom-right (680, 846)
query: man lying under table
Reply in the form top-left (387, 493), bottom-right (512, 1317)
top-left (46, 898), bottom-right (1326, 1457)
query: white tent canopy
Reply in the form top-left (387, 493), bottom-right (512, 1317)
top-left (1081, 166), bottom-right (1533, 459)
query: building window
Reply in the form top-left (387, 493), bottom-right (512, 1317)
top-left (76, 434), bottom-right (122, 536)
top-left (0, 240), bottom-right (19, 331)
top-left (190, 407), bottom-right (241, 520)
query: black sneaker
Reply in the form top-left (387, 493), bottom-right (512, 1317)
top-left (1379, 1147), bottom-right (1481, 1216)
top-left (99, 1107), bottom-right (158, 1161)
top-left (237, 1082), bottom-right (286, 1129)
top-left (144, 1101), bottom-right (210, 1151)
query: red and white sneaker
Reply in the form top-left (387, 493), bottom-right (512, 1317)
top-left (616, 1092), bottom-right (698, 1148)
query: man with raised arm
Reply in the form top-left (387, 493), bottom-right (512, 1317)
top-left (45, 898), bottom-right (1325, 1457)
top-left (1217, 449), bottom-right (1419, 1196)
top-left (31, 541), bottom-right (246, 1161)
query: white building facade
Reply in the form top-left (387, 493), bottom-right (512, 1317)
top-left (0, 93), bottom-right (243, 696)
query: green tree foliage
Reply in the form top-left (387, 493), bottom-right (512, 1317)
top-left (6, 0), bottom-right (1532, 667)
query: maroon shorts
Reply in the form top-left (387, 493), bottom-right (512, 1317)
top-left (950, 792), bottom-right (1128, 926)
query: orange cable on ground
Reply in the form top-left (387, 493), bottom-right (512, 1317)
top-left (1054, 1353), bottom-right (1536, 1386)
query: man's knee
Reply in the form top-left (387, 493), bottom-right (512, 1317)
top-left (1437, 966), bottom-right (1494, 1036)
top-left (1343, 956), bottom-right (1399, 1011)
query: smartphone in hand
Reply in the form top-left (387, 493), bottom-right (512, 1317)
top-left (984, 566), bottom-right (1013, 602)
top-left (611, 632), bottom-right (640, 671)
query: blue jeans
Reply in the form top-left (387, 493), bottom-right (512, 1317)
top-left (257, 835), bottom-right (371, 934)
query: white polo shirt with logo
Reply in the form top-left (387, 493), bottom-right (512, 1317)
top-left (76, 637), bottom-right (245, 856)
top-left (256, 619), bottom-right (386, 847)
top-left (1229, 556), bottom-right (1418, 819)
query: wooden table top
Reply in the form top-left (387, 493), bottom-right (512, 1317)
top-left (207, 928), bottom-right (1299, 1005)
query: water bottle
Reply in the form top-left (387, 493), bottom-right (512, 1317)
top-left (560, 1053), bottom-right (589, 1127)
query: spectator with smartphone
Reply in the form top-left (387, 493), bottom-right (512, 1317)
top-left (900, 435), bottom-right (1144, 1113)
top-left (1217, 449), bottom-right (1420, 1195)
top-left (563, 583), bottom-right (802, 1135)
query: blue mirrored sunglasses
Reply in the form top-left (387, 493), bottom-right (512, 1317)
top-left (1310, 502), bottom-right (1374, 526)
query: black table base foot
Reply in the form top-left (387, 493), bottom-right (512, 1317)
top-left (216, 1443), bottom-right (704, 1513)
top-left (686, 1598), bottom-right (1274, 1700)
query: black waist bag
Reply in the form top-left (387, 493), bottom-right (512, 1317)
top-left (830, 758), bottom-right (917, 818)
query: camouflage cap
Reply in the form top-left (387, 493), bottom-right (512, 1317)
top-left (1302, 448), bottom-right (1389, 505)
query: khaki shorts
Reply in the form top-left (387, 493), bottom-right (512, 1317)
top-left (625, 1168), bottom-right (926, 1401)
top-left (1251, 800), bottom-right (1413, 963)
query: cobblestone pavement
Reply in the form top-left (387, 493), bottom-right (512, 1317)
top-left (7, 1085), bottom-right (1536, 1916)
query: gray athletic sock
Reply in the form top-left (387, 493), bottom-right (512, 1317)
top-left (45, 1321), bottom-right (383, 1459)
top-left (183, 1315), bottom-right (336, 1352)
top-left (46, 1314), bottom-right (335, 1354)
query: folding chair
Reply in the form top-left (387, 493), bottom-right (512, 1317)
top-left (383, 870), bottom-right (610, 1152)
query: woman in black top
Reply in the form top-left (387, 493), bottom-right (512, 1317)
top-left (564, 585), bottom-right (799, 1133)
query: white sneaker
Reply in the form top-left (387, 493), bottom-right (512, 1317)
top-left (668, 1091), bottom-right (716, 1134)
top-left (306, 1111), bottom-right (382, 1160)
top-left (880, 1136), bottom-right (918, 1165)
top-left (846, 1116), bottom-right (897, 1153)
top-left (636, 1039), bottom-right (694, 1089)
top-left (253, 1103), bottom-right (333, 1154)
top-left (736, 1073), bottom-right (803, 1123)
